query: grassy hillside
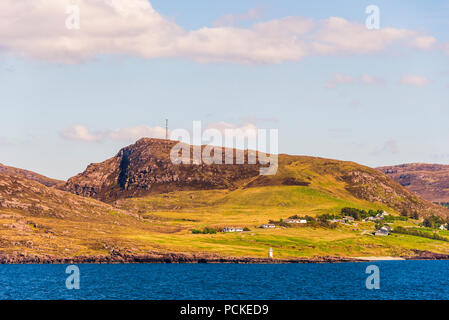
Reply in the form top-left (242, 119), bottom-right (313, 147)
top-left (2, 171), bottom-right (449, 259)
top-left (114, 184), bottom-right (449, 259)
top-left (62, 138), bottom-right (448, 218)
top-left (3, 138), bottom-right (449, 260)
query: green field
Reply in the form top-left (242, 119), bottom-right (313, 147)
top-left (112, 185), bottom-right (449, 259)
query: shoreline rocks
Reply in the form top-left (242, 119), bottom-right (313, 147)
top-left (0, 252), bottom-right (365, 264)
top-left (2, 250), bottom-right (448, 264)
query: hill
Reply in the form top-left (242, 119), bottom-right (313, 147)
top-left (3, 141), bottom-right (449, 260)
top-left (62, 139), bottom-right (261, 202)
top-left (62, 138), bottom-right (448, 218)
top-left (0, 163), bottom-right (63, 187)
top-left (0, 172), bottom-right (165, 260)
top-left (378, 163), bottom-right (449, 204)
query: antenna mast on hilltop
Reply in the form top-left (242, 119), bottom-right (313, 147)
top-left (165, 118), bottom-right (168, 140)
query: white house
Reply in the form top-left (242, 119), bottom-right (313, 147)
top-left (285, 219), bottom-right (307, 224)
top-left (377, 211), bottom-right (389, 219)
top-left (223, 227), bottom-right (244, 233)
top-left (261, 224), bottom-right (276, 229)
top-left (374, 226), bottom-right (391, 236)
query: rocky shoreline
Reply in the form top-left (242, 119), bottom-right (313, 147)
top-left (0, 252), bottom-right (365, 264)
top-left (402, 250), bottom-right (449, 260)
top-left (1, 250), bottom-right (448, 264)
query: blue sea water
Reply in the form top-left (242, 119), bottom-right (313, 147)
top-left (0, 260), bottom-right (448, 300)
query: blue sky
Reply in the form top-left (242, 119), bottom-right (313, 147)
top-left (0, 0), bottom-right (448, 180)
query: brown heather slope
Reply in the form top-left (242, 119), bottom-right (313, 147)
top-left (0, 172), bottom-right (169, 258)
top-left (0, 163), bottom-right (63, 187)
top-left (61, 138), bottom-right (449, 218)
top-left (378, 163), bottom-right (449, 203)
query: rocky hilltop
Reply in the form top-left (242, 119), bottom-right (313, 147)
top-left (0, 163), bottom-right (62, 187)
top-left (378, 163), bottom-right (449, 204)
top-left (61, 138), bottom-right (262, 202)
top-left (61, 138), bottom-right (448, 217)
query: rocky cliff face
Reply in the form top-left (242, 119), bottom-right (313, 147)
top-left (378, 163), bottom-right (449, 203)
top-left (62, 138), bottom-right (262, 202)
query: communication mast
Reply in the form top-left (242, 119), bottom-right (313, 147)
top-left (165, 118), bottom-right (168, 140)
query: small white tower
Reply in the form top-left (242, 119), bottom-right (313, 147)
top-left (268, 247), bottom-right (273, 259)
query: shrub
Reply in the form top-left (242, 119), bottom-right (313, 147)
top-left (423, 215), bottom-right (445, 229)
top-left (191, 227), bottom-right (218, 234)
top-left (410, 211), bottom-right (420, 220)
top-left (393, 226), bottom-right (449, 242)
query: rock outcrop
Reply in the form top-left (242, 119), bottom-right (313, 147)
top-left (61, 138), bottom-right (261, 202)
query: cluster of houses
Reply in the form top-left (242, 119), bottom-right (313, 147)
top-left (219, 210), bottom-right (447, 237)
top-left (224, 219), bottom-right (309, 232)
top-left (329, 211), bottom-right (390, 225)
top-left (363, 211), bottom-right (390, 222)
top-left (284, 219), bottom-right (307, 224)
top-left (261, 219), bottom-right (308, 229)
top-left (222, 227), bottom-right (244, 233)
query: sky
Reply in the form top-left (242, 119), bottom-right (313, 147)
top-left (0, 0), bottom-right (448, 180)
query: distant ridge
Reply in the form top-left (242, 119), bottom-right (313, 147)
top-left (0, 163), bottom-right (63, 187)
top-left (378, 163), bottom-right (449, 203)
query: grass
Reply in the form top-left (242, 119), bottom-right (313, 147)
top-left (110, 184), bottom-right (449, 259)
top-left (3, 168), bottom-right (449, 260)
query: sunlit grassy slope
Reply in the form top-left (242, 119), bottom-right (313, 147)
top-left (114, 183), bottom-right (449, 259)
top-left (3, 151), bottom-right (449, 260)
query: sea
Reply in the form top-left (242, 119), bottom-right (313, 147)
top-left (0, 260), bottom-right (448, 300)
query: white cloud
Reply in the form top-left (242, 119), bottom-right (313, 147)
top-left (204, 121), bottom-right (262, 150)
top-left (412, 36), bottom-right (437, 50)
top-left (400, 75), bottom-right (430, 87)
top-left (212, 6), bottom-right (265, 27)
top-left (205, 121), bottom-right (259, 138)
top-left (61, 125), bottom-right (100, 142)
top-left (0, 0), bottom-right (443, 64)
top-left (313, 17), bottom-right (416, 55)
top-left (360, 74), bottom-right (385, 86)
top-left (326, 73), bottom-right (385, 88)
top-left (60, 124), bottom-right (166, 142)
